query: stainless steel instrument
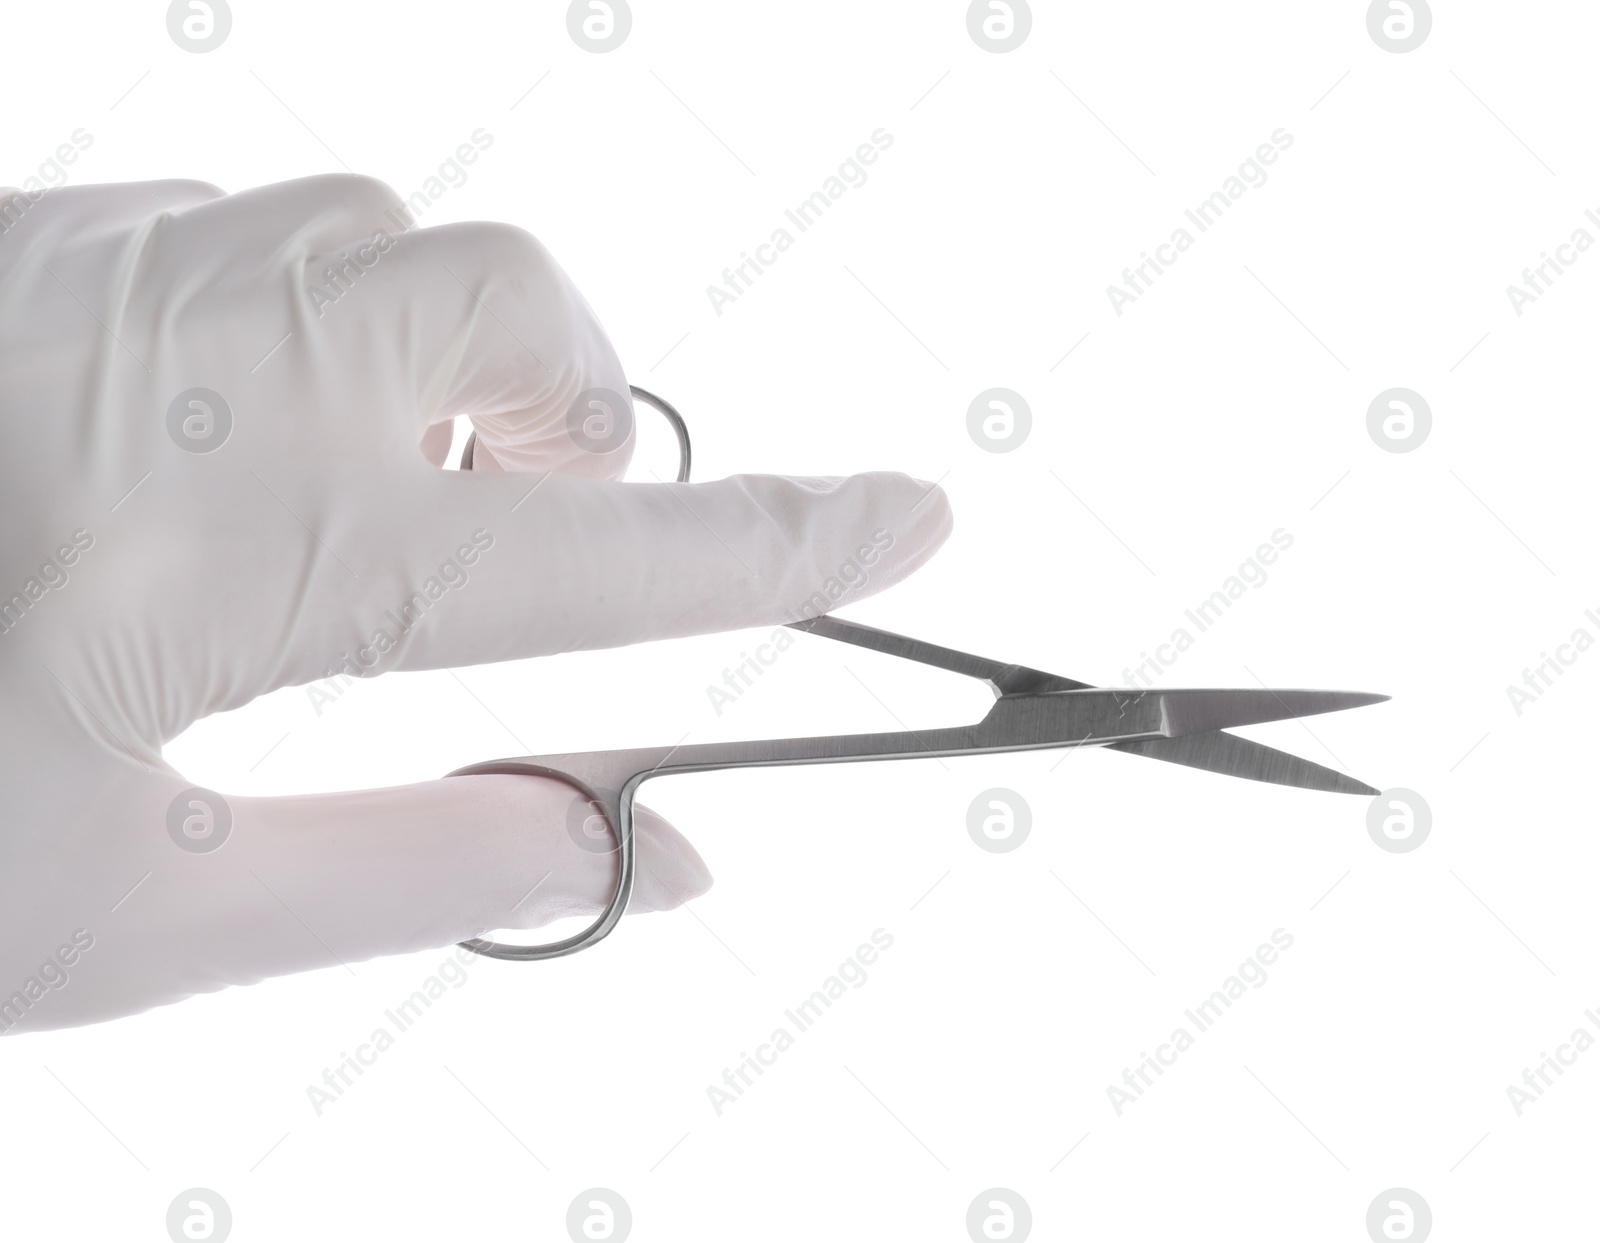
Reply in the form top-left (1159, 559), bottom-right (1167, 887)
top-left (451, 387), bottom-right (1386, 961)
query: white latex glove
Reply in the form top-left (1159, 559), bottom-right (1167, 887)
top-left (0, 175), bottom-right (951, 1035)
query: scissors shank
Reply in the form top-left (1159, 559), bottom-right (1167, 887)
top-left (621, 691), bottom-right (1164, 787)
top-left (452, 689), bottom-right (1169, 813)
top-left (788, 615), bottom-right (1092, 695)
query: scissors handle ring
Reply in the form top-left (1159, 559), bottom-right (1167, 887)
top-left (453, 760), bottom-right (640, 962)
top-left (627, 385), bottom-right (693, 483)
top-left (452, 384), bottom-right (690, 961)
top-left (457, 384), bottom-right (692, 483)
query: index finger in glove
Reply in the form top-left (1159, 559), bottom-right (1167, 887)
top-left (319, 219), bottom-right (635, 479)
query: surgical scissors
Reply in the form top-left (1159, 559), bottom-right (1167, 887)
top-left (451, 388), bottom-right (1387, 961)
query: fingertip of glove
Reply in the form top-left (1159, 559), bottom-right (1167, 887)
top-left (631, 803), bottom-right (714, 909)
top-left (866, 471), bottom-right (955, 558)
top-left (758, 470), bottom-right (954, 572)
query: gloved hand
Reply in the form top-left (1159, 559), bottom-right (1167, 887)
top-left (0, 175), bottom-right (951, 1034)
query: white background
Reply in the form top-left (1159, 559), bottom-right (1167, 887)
top-left (3, 1), bottom-right (1598, 1239)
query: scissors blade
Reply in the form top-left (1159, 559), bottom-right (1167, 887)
top-left (789, 616), bottom-right (1382, 794)
top-left (1152, 688), bottom-right (1388, 735)
top-left (1110, 733), bottom-right (1378, 795)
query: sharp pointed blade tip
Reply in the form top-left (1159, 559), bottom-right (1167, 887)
top-left (1314, 767), bottom-right (1383, 797)
top-left (1325, 771), bottom-right (1382, 796)
top-left (1327, 690), bottom-right (1389, 711)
